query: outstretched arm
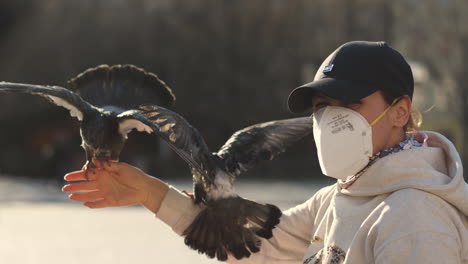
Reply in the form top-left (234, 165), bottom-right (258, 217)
top-left (63, 162), bottom-right (319, 263)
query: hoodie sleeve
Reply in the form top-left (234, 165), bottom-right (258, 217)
top-left (156, 185), bottom-right (320, 263)
top-left (155, 186), bottom-right (204, 235)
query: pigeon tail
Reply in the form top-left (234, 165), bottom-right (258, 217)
top-left (182, 196), bottom-right (282, 261)
top-left (67, 64), bottom-right (175, 112)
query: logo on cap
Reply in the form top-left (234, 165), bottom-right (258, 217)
top-left (323, 64), bottom-right (334, 73)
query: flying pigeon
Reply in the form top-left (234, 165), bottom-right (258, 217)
top-left (137, 105), bottom-right (313, 261)
top-left (0, 64), bottom-right (175, 176)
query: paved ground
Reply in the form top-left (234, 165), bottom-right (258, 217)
top-left (0, 176), bottom-right (330, 263)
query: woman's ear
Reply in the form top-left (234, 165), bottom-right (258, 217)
top-left (391, 95), bottom-right (411, 128)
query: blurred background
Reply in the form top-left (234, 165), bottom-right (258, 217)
top-left (0, 0), bottom-right (467, 180)
top-left (0, 0), bottom-right (467, 263)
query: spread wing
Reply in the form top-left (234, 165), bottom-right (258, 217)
top-left (124, 105), bottom-right (218, 181)
top-left (67, 64), bottom-right (176, 111)
top-left (216, 117), bottom-right (313, 176)
top-left (0, 81), bottom-right (96, 121)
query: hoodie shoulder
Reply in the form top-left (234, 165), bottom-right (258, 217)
top-left (366, 188), bottom-right (468, 263)
top-left (371, 188), bottom-right (466, 254)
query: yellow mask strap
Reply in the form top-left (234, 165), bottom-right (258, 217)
top-left (369, 97), bottom-right (400, 127)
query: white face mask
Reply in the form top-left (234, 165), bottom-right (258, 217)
top-left (312, 100), bottom-right (397, 180)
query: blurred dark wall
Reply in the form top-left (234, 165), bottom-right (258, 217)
top-left (0, 0), bottom-right (466, 180)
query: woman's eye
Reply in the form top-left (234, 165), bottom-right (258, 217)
top-left (313, 102), bottom-right (329, 112)
top-left (346, 103), bottom-right (361, 110)
top-left (315, 102), bottom-right (329, 109)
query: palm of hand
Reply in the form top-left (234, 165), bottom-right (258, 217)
top-left (95, 169), bottom-right (143, 207)
top-left (63, 162), bottom-right (147, 208)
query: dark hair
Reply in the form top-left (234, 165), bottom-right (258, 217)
top-left (380, 90), bottom-right (421, 132)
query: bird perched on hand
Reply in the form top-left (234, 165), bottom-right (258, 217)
top-left (0, 65), bottom-right (312, 260)
top-left (0, 64), bottom-right (175, 177)
top-left (137, 105), bottom-right (313, 261)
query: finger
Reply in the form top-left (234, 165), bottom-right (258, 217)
top-left (62, 181), bottom-right (99, 193)
top-left (64, 171), bottom-right (87, 181)
top-left (84, 200), bottom-right (111, 209)
top-left (85, 168), bottom-right (106, 181)
top-left (69, 191), bottom-right (104, 202)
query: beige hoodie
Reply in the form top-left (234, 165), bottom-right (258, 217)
top-left (156, 131), bottom-right (468, 263)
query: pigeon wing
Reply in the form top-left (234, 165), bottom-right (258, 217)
top-left (116, 109), bottom-right (156, 138)
top-left (216, 117), bottom-right (313, 177)
top-left (67, 64), bottom-right (176, 112)
top-left (119, 106), bottom-right (217, 181)
top-left (0, 81), bottom-right (95, 121)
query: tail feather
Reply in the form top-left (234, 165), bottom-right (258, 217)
top-left (67, 64), bottom-right (175, 110)
top-left (243, 229), bottom-right (261, 253)
top-left (253, 204), bottom-right (282, 238)
top-left (243, 201), bottom-right (281, 239)
top-left (184, 208), bottom-right (208, 248)
top-left (216, 247), bottom-right (228, 262)
top-left (227, 225), bottom-right (252, 260)
top-left (213, 222), bottom-right (227, 259)
top-left (182, 196), bottom-right (282, 261)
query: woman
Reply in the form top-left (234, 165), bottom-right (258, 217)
top-left (63, 41), bottom-right (468, 263)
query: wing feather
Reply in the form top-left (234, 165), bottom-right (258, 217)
top-left (119, 106), bottom-right (217, 181)
top-left (117, 110), bottom-right (155, 138)
top-left (67, 64), bottom-right (176, 110)
top-left (0, 81), bottom-right (95, 121)
top-left (216, 117), bottom-right (313, 176)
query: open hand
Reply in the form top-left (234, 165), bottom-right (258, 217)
top-left (63, 161), bottom-right (168, 213)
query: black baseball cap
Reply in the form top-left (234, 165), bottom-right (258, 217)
top-left (287, 41), bottom-right (414, 113)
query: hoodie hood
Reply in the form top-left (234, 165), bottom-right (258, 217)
top-left (339, 131), bottom-right (468, 216)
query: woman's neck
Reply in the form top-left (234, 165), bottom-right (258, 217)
top-left (383, 128), bottom-right (406, 151)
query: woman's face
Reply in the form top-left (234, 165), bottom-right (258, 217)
top-left (311, 91), bottom-right (411, 155)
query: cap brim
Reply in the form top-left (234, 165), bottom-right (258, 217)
top-left (287, 78), bottom-right (378, 113)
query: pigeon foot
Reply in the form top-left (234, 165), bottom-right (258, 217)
top-left (81, 161), bottom-right (96, 181)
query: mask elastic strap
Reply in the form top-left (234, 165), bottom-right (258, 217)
top-left (369, 97), bottom-right (400, 127)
